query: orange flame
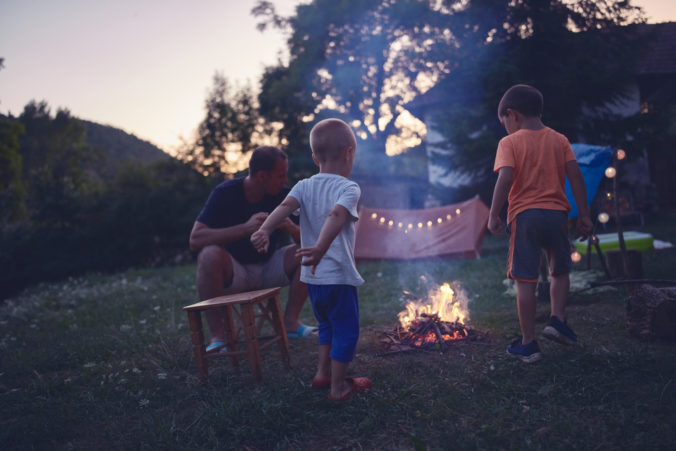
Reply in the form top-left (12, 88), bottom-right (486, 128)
top-left (398, 282), bottom-right (469, 327)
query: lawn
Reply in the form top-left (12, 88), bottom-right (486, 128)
top-left (2, 215), bottom-right (676, 450)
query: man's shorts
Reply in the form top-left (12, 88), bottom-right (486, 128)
top-left (224, 244), bottom-right (294, 294)
top-left (507, 209), bottom-right (572, 283)
top-left (307, 284), bottom-right (360, 363)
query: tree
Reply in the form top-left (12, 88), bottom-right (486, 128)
top-left (0, 118), bottom-right (26, 224)
top-left (254, 0), bottom-right (451, 163)
top-left (427, 0), bottom-right (647, 200)
top-left (178, 73), bottom-right (275, 177)
top-left (18, 101), bottom-right (104, 226)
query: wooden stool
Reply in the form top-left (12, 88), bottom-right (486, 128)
top-left (183, 287), bottom-right (291, 381)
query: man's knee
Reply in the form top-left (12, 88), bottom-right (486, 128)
top-left (197, 245), bottom-right (231, 273)
top-left (284, 244), bottom-right (301, 277)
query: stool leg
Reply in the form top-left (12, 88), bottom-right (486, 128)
top-left (268, 294), bottom-right (291, 368)
top-left (223, 305), bottom-right (240, 366)
top-left (187, 311), bottom-right (208, 381)
top-left (241, 304), bottom-right (263, 382)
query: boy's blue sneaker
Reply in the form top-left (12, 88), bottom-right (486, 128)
top-left (542, 316), bottom-right (577, 345)
top-left (506, 338), bottom-right (542, 363)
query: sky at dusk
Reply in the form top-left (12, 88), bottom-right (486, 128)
top-left (1, 0), bottom-right (675, 154)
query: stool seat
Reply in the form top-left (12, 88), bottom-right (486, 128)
top-left (183, 287), bottom-right (290, 381)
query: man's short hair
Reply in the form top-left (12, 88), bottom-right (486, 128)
top-left (498, 84), bottom-right (543, 118)
top-left (309, 118), bottom-right (356, 162)
top-left (249, 146), bottom-right (287, 175)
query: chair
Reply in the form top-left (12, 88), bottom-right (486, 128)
top-left (183, 287), bottom-right (291, 381)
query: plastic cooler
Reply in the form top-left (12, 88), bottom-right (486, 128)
top-left (574, 231), bottom-right (654, 255)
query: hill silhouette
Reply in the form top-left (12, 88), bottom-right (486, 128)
top-left (81, 119), bottom-right (171, 170)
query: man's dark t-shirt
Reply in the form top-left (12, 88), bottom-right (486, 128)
top-left (196, 178), bottom-right (291, 264)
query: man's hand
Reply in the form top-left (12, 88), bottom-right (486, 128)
top-left (488, 215), bottom-right (505, 237)
top-left (250, 229), bottom-right (270, 253)
top-left (295, 246), bottom-right (327, 275)
top-left (244, 212), bottom-right (268, 235)
top-left (276, 217), bottom-right (297, 233)
top-left (575, 215), bottom-right (593, 241)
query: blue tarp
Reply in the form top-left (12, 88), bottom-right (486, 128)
top-left (565, 144), bottom-right (613, 218)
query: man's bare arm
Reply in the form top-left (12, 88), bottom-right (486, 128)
top-left (189, 212), bottom-right (268, 252)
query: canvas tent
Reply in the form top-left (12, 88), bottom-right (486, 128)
top-left (355, 195), bottom-right (489, 260)
top-left (565, 144), bottom-right (613, 218)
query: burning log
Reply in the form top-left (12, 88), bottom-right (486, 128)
top-left (381, 281), bottom-right (489, 354)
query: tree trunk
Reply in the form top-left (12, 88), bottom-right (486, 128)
top-left (626, 285), bottom-right (676, 341)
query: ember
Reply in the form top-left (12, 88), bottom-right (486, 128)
top-left (382, 282), bottom-right (489, 353)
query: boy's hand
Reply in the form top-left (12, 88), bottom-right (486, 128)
top-left (575, 215), bottom-right (593, 241)
top-left (488, 215), bottom-right (505, 237)
top-left (250, 230), bottom-right (270, 253)
top-left (295, 246), bottom-right (327, 275)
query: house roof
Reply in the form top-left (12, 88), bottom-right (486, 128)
top-left (637, 22), bottom-right (676, 75)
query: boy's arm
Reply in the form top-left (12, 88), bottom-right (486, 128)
top-left (250, 196), bottom-right (301, 253)
top-left (565, 160), bottom-right (593, 240)
top-left (295, 204), bottom-right (350, 274)
top-left (488, 167), bottom-right (513, 236)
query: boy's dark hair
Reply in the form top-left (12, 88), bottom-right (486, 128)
top-left (249, 146), bottom-right (287, 175)
top-left (497, 84), bottom-right (543, 118)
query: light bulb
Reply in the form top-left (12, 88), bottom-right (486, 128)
top-left (571, 251), bottom-right (582, 263)
top-left (605, 167), bottom-right (617, 178)
top-left (598, 212), bottom-right (610, 223)
top-left (616, 149), bottom-right (626, 160)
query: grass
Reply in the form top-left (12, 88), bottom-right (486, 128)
top-left (2, 215), bottom-right (676, 450)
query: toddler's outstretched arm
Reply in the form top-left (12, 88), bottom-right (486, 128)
top-left (251, 196), bottom-right (300, 253)
top-left (296, 204), bottom-right (350, 274)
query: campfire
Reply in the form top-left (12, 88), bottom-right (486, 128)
top-left (382, 280), bottom-right (488, 353)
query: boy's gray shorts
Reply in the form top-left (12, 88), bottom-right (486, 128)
top-left (507, 209), bottom-right (572, 283)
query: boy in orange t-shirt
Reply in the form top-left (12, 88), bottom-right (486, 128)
top-left (488, 84), bottom-right (593, 363)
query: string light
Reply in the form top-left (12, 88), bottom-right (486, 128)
top-left (571, 251), bottom-right (582, 263)
top-left (368, 210), bottom-right (462, 233)
top-left (591, 235), bottom-right (599, 244)
top-left (616, 149), bottom-right (626, 160)
top-left (456, 209), bottom-right (461, 214)
top-left (605, 192), bottom-right (612, 200)
top-left (598, 212), bottom-right (610, 223)
top-left (605, 167), bottom-right (617, 178)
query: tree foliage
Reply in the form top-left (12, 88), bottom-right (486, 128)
top-left (427, 0), bottom-right (647, 198)
top-left (0, 118), bottom-right (26, 224)
top-left (178, 73), bottom-right (275, 176)
top-left (254, 0), bottom-right (451, 163)
top-left (17, 101), bottom-right (105, 226)
top-left (1, 101), bottom-right (212, 300)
